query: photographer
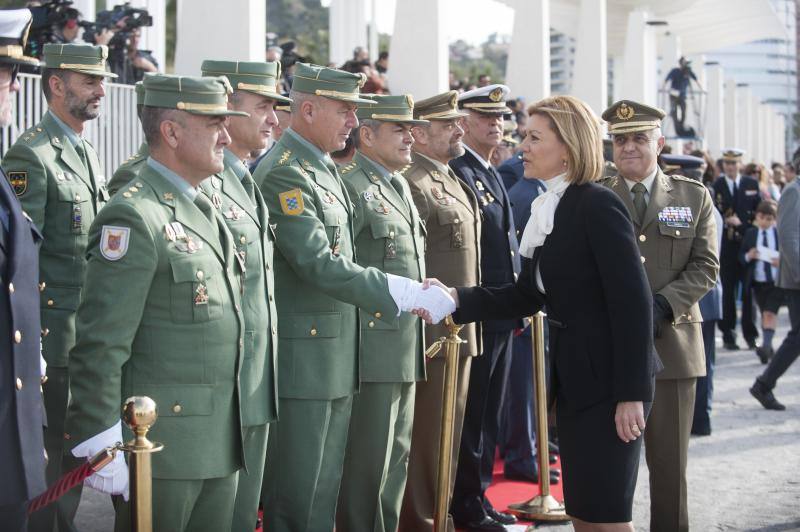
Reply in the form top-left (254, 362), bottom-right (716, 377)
top-left (107, 26), bottom-right (157, 84)
top-left (25, 0), bottom-right (112, 62)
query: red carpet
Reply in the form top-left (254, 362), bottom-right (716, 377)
top-left (256, 453), bottom-right (565, 531)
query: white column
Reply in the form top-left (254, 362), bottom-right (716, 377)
top-left (611, 55), bottom-right (623, 103)
top-left (368, 0), bottom-right (379, 62)
top-left (737, 86), bottom-right (753, 159)
top-left (329, 0), bottom-right (368, 67)
top-left (505, 0), bottom-right (550, 103)
top-left (388, 0), bottom-right (447, 98)
top-left (621, 9), bottom-right (658, 106)
top-left (129, 0), bottom-right (167, 73)
top-left (572, 0), bottom-right (607, 114)
top-left (174, 0), bottom-right (265, 75)
top-left (754, 100), bottom-right (767, 164)
top-left (705, 63), bottom-right (724, 157)
top-left (776, 114), bottom-right (787, 163)
top-left (724, 78), bottom-right (738, 153)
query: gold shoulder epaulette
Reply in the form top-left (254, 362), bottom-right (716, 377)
top-left (671, 173), bottom-right (704, 187)
top-left (340, 163), bottom-right (357, 175)
top-left (278, 149), bottom-right (292, 165)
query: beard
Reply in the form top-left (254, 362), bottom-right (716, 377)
top-left (447, 140), bottom-right (465, 159)
top-left (65, 87), bottom-right (100, 121)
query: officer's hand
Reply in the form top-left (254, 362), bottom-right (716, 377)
top-left (652, 295), bottom-right (673, 339)
top-left (413, 285), bottom-right (456, 324)
top-left (85, 450), bottom-right (129, 501)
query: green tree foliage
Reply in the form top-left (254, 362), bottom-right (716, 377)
top-left (266, 0), bottom-right (330, 65)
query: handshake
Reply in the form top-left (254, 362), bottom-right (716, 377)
top-left (387, 274), bottom-right (458, 324)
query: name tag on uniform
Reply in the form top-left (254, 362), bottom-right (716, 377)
top-left (658, 206), bottom-right (693, 228)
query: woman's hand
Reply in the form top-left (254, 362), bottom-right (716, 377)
top-left (614, 401), bottom-right (645, 443)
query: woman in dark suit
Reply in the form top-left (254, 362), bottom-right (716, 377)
top-left (430, 95), bottom-right (658, 530)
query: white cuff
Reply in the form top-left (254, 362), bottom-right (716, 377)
top-left (386, 273), bottom-right (420, 315)
top-left (71, 420), bottom-right (123, 458)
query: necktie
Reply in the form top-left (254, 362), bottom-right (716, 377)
top-left (75, 140), bottom-right (96, 189)
top-left (762, 230), bottom-right (774, 283)
top-left (241, 173), bottom-right (257, 206)
top-left (195, 191), bottom-right (221, 242)
top-left (632, 182), bottom-right (647, 224)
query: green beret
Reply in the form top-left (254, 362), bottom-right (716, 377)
top-left (356, 94), bottom-right (428, 125)
top-left (201, 60), bottom-right (292, 104)
top-left (602, 100), bottom-right (665, 135)
top-left (142, 74), bottom-right (248, 117)
top-left (413, 90), bottom-right (468, 121)
top-left (290, 62), bottom-right (374, 105)
top-left (42, 43), bottom-right (117, 78)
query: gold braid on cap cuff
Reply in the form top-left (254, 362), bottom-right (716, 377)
top-left (462, 102), bottom-right (509, 109)
top-left (371, 113), bottom-right (414, 121)
top-left (314, 88), bottom-right (360, 98)
top-left (0, 45), bottom-right (24, 58)
top-left (176, 101), bottom-right (228, 112)
top-left (608, 120), bottom-right (662, 131)
top-left (59, 62), bottom-right (107, 71)
top-left (418, 110), bottom-right (460, 120)
top-left (237, 82), bottom-right (277, 93)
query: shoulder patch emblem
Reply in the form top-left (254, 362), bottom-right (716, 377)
top-left (278, 188), bottom-right (304, 216)
top-left (100, 225), bottom-right (130, 261)
top-left (8, 171), bottom-right (27, 196)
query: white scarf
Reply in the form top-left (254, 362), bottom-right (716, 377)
top-left (519, 173), bottom-right (569, 258)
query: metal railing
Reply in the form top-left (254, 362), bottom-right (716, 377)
top-left (1, 73), bottom-right (143, 176)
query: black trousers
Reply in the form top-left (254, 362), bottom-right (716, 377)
top-left (719, 246), bottom-right (758, 343)
top-left (758, 289), bottom-right (800, 390)
top-left (692, 320), bottom-right (717, 434)
top-left (451, 330), bottom-right (513, 521)
top-left (0, 502), bottom-right (28, 532)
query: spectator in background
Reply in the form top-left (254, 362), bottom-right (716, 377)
top-left (691, 149), bottom-right (718, 187)
top-left (477, 73), bottom-right (491, 87)
top-left (266, 45), bottom-right (282, 63)
top-left (375, 50), bottom-right (388, 74)
top-left (353, 45), bottom-right (369, 62)
top-left (772, 164), bottom-right (787, 190)
top-left (109, 27), bottom-right (158, 84)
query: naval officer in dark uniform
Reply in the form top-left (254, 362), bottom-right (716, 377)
top-left (449, 84), bottom-right (521, 531)
top-left (0, 9), bottom-right (47, 531)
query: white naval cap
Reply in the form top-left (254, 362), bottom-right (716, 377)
top-left (0, 9), bottom-right (39, 67)
top-left (458, 84), bottom-right (512, 114)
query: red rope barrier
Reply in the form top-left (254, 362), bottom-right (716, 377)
top-left (27, 446), bottom-right (118, 515)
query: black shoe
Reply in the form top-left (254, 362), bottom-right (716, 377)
top-left (457, 515), bottom-right (507, 531)
top-left (484, 505), bottom-right (517, 525)
top-left (756, 346), bottom-right (773, 364)
top-left (724, 341), bottom-right (740, 350)
top-left (746, 339), bottom-right (758, 350)
top-left (750, 381), bottom-right (786, 410)
top-left (504, 467), bottom-right (561, 484)
top-left (548, 440), bottom-right (560, 455)
top-left (549, 452), bottom-right (558, 464)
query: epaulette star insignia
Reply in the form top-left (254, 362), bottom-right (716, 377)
top-left (278, 150), bottom-right (291, 165)
top-left (163, 192), bottom-right (174, 201)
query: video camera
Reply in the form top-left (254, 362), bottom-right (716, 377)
top-left (81, 2), bottom-right (153, 53)
top-left (26, 0), bottom-right (81, 59)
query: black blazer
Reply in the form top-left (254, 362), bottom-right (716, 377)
top-left (450, 149), bottom-right (521, 332)
top-left (712, 175), bottom-right (760, 248)
top-left (0, 168), bottom-right (46, 505)
top-left (739, 225), bottom-right (779, 291)
top-left (453, 183), bottom-right (658, 413)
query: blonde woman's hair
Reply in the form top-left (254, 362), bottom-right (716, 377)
top-left (527, 95), bottom-right (604, 185)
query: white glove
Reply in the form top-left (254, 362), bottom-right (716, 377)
top-left (71, 421), bottom-right (129, 501)
top-left (40, 354), bottom-right (47, 378)
top-left (412, 285), bottom-right (456, 324)
top-left (386, 273), bottom-right (417, 315)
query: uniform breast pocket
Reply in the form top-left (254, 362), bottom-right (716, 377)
top-left (169, 255), bottom-right (225, 323)
top-left (56, 185), bottom-right (91, 236)
top-left (370, 220), bottom-right (407, 270)
top-left (657, 223), bottom-right (696, 270)
top-left (323, 207), bottom-right (348, 256)
top-left (437, 208), bottom-right (466, 250)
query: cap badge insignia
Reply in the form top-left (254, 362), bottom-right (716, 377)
top-left (489, 88), bottom-right (503, 102)
top-left (616, 103), bottom-right (634, 121)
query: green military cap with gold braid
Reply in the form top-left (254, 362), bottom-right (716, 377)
top-left (134, 80), bottom-right (145, 106)
top-left (200, 59), bottom-right (292, 104)
top-left (42, 43), bottom-right (117, 78)
top-left (355, 93), bottom-right (428, 125)
top-left (291, 62), bottom-right (374, 104)
top-left (413, 90), bottom-right (468, 121)
top-left (602, 99), bottom-right (666, 135)
top-left (142, 74), bottom-right (248, 117)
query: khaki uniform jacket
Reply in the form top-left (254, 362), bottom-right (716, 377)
top-left (253, 130), bottom-right (398, 400)
top-left (342, 151), bottom-right (426, 383)
top-left (604, 170), bottom-right (719, 379)
top-left (2, 111), bottom-right (108, 367)
top-left (402, 152), bottom-right (482, 357)
top-left (199, 150), bottom-right (278, 428)
top-left (107, 142), bottom-right (149, 196)
top-left (65, 163), bottom-right (246, 480)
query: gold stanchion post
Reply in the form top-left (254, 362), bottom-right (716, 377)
top-left (425, 315), bottom-right (465, 532)
top-left (121, 396), bottom-right (164, 532)
top-left (508, 312), bottom-right (570, 524)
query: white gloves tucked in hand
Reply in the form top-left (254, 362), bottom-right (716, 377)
top-left (386, 274), bottom-right (456, 324)
top-left (71, 420), bottom-right (129, 501)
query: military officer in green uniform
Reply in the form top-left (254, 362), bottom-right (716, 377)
top-left (1, 42), bottom-right (116, 532)
top-left (601, 100), bottom-right (719, 532)
top-left (335, 94), bottom-right (428, 532)
top-left (199, 59), bottom-right (290, 532)
top-left (253, 63), bottom-right (455, 532)
top-left (64, 74), bottom-right (250, 531)
top-left (108, 81), bottom-right (148, 196)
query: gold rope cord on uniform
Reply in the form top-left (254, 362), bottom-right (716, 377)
top-left (237, 82), bottom-right (277, 93)
top-left (0, 45), bottom-right (23, 58)
top-left (419, 110), bottom-right (460, 120)
top-left (462, 102), bottom-right (509, 109)
top-left (371, 113), bottom-right (415, 121)
top-left (176, 101), bottom-right (229, 112)
top-left (59, 63), bottom-right (107, 71)
top-left (314, 88), bottom-right (361, 98)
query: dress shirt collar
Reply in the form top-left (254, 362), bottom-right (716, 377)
top-left (623, 168), bottom-right (658, 195)
top-left (147, 157), bottom-right (198, 201)
top-left (48, 110), bottom-right (82, 147)
top-left (285, 127), bottom-right (332, 166)
top-left (223, 149), bottom-right (249, 181)
top-left (464, 144), bottom-right (491, 170)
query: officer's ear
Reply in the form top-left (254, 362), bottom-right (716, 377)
top-left (298, 98), bottom-right (315, 125)
top-left (655, 134), bottom-right (666, 155)
top-left (160, 117), bottom-right (181, 149)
